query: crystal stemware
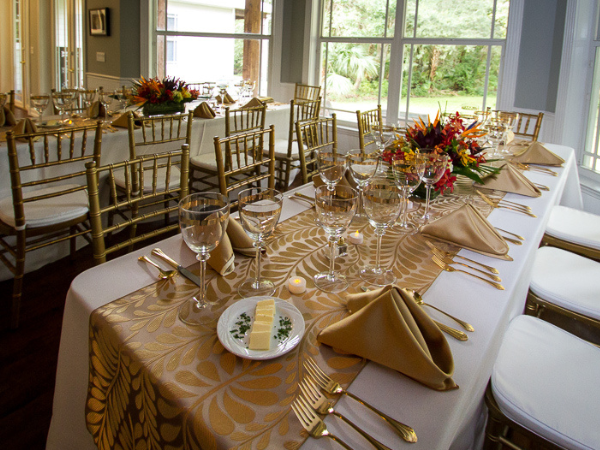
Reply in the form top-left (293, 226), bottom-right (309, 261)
top-left (392, 151), bottom-right (425, 234)
top-left (81, 89), bottom-right (97, 112)
top-left (415, 149), bottom-right (449, 225)
top-left (178, 193), bottom-right (230, 326)
top-left (97, 88), bottom-right (111, 122)
top-left (238, 188), bottom-right (283, 297)
top-left (317, 149), bottom-right (346, 192)
top-left (360, 177), bottom-right (403, 286)
top-left (30, 95), bottom-right (50, 125)
top-left (346, 149), bottom-right (379, 221)
top-left (52, 92), bottom-right (73, 122)
top-left (314, 185), bottom-right (358, 293)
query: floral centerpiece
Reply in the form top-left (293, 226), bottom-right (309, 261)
top-left (382, 111), bottom-right (498, 195)
top-left (132, 76), bottom-right (199, 116)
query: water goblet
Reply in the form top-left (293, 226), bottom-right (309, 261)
top-left (238, 188), bottom-right (283, 297)
top-left (30, 95), bottom-right (50, 125)
top-left (392, 151), bottom-right (425, 234)
top-left (314, 185), bottom-right (358, 293)
top-left (178, 193), bottom-right (230, 326)
top-left (317, 149), bottom-right (346, 192)
top-left (483, 118), bottom-right (504, 158)
top-left (346, 149), bottom-right (379, 220)
top-left (415, 149), bottom-right (449, 225)
top-left (52, 92), bottom-right (73, 122)
top-left (81, 89), bottom-right (97, 112)
top-left (97, 89), bottom-right (111, 122)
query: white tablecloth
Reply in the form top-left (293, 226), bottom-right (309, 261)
top-left (46, 144), bottom-right (582, 450)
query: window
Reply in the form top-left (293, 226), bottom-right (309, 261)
top-left (317, 0), bottom-right (510, 124)
top-left (154, 0), bottom-right (272, 96)
top-left (583, 46), bottom-right (600, 175)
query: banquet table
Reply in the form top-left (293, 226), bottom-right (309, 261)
top-left (46, 143), bottom-right (582, 450)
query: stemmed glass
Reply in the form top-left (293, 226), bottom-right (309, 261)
top-left (392, 151), bottom-right (425, 234)
top-left (81, 89), bottom-right (97, 112)
top-left (238, 188), bottom-right (283, 297)
top-left (346, 149), bottom-right (379, 220)
top-left (97, 88), bottom-right (111, 122)
top-left (314, 185), bottom-right (358, 293)
top-left (368, 125), bottom-right (397, 175)
top-left (317, 149), bottom-right (346, 192)
top-left (483, 118), bottom-right (504, 158)
top-left (178, 193), bottom-right (230, 326)
top-left (30, 95), bottom-right (50, 125)
top-left (360, 177), bottom-right (403, 286)
top-left (52, 92), bottom-right (73, 122)
top-left (415, 149), bottom-right (449, 225)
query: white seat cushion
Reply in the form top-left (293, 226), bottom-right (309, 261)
top-left (531, 246), bottom-right (600, 320)
top-left (492, 315), bottom-right (600, 450)
top-left (272, 138), bottom-right (299, 158)
top-left (190, 152), bottom-right (259, 172)
top-left (0, 184), bottom-right (88, 229)
top-left (546, 206), bottom-right (600, 250)
top-left (113, 166), bottom-right (181, 193)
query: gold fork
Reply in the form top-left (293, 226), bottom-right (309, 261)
top-left (429, 248), bottom-right (502, 282)
top-left (300, 377), bottom-right (393, 450)
top-left (291, 396), bottom-right (354, 449)
top-left (477, 191), bottom-right (537, 218)
top-left (424, 240), bottom-right (499, 274)
top-left (511, 162), bottom-right (559, 176)
top-left (303, 357), bottom-right (418, 443)
top-left (432, 255), bottom-right (505, 290)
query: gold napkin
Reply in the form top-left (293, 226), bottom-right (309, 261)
top-left (475, 163), bottom-right (541, 197)
top-left (258, 96), bottom-right (274, 104)
top-left (207, 218), bottom-right (261, 276)
top-left (420, 203), bottom-right (511, 260)
top-left (317, 285), bottom-right (457, 391)
top-left (240, 97), bottom-right (264, 109)
top-left (505, 130), bottom-right (515, 144)
top-left (88, 101), bottom-right (109, 119)
top-left (11, 119), bottom-right (39, 142)
top-left (0, 105), bottom-right (17, 127)
top-left (215, 92), bottom-right (236, 105)
top-left (511, 141), bottom-right (564, 166)
top-left (193, 102), bottom-right (216, 119)
top-left (312, 173), bottom-right (358, 190)
top-left (111, 112), bottom-right (142, 128)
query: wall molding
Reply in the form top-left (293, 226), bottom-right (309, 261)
top-left (86, 72), bottom-right (135, 91)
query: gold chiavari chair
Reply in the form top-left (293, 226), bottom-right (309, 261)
top-left (296, 114), bottom-right (337, 185)
top-left (213, 125), bottom-right (275, 211)
top-left (0, 121), bottom-right (103, 328)
top-left (86, 145), bottom-right (189, 265)
top-left (294, 83), bottom-right (322, 102)
top-left (513, 111), bottom-right (544, 141)
top-left (542, 205), bottom-right (600, 262)
top-left (356, 105), bottom-right (383, 153)
top-left (273, 97), bottom-right (321, 190)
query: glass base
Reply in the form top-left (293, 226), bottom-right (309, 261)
top-left (395, 222), bottom-right (418, 234)
top-left (360, 266), bottom-right (396, 286)
top-left (178, 298), bottom-right (218, 326)
top-left (314, 271), bottom-right (349, 293)
top-left (238, 279), bottom-right (276, 298)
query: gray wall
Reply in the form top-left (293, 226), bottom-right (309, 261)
top-left (280, 0), bottom-right (306, 84)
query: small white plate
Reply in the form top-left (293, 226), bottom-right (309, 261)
top-left (217, 296), bottom-right (305, 360)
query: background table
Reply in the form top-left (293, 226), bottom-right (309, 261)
top-left (46, 144), bottom-right (581, 450)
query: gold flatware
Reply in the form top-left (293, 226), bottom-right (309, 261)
top-left (434, 320), bottom-right (468, 341)
top-left (413, 291), bottom-right (474, 332)
top-left (495, 228), bottom-right (525, 241)
top-left (291, 396), bottom-right (354, 450)
top-left (534, 183), bottom-right (550, 191)
top-left (495, 198), bottom-right (532, 210)
top-left (512, 162), bottom-right (558, 176)
top-left (497, 235), bottom-right (522, 245)
top-left (303, 357), bottom-right (418, 443)
top-left (138, 255), bottom-right (177, 280)
top-left (429, 249), bottom-right (502, 281)
top-left (293, 192), bottom-right (315, 204)
top-left (424, 240), bottom-right (500, 274)
top-left (477, 191), bottom-right (537, 218)
top-left (300, 377), bottom-right (392, 450)
top-left (432, 256), bottom-right (505, 290)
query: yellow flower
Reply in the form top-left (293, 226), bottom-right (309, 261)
top-left (458, 147), bottom-right (476, 166)
top-left (182, 88), bottom-right (192, 99)
top-left (172, 91), bottom-right (183, 102)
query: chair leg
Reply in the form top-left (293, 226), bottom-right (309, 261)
top-left (70, 225), bottom-right (78, 260)
top-left (11, 232), bottom-right (26, 329)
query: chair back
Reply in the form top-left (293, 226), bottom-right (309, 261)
top-left (225, 104), bottom-right (267, 137)
top-left (127, 111), bottom-right (193, 159)
top-left (514, 112), bottom-right (544, 141)
top-left (294, 83), bottom-right (322, 102)
top-left (8, 90), bottom-right (15, 113)
top-left (86, 145), bottom-right (190, 264)
top-left (356, 105), bottom-right (383, 152)
top-left (296, 114), bottom-right (337, 184)
top-left (285, 97), bottom-right (321, 158)
top-left (213, 125), bottom-right (275, 210)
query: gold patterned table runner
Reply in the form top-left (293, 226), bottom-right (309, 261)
top-left (85, 191), bottom-right (494, 450)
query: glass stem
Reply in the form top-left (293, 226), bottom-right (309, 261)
top-left (423, 184), bottom-right (432, 220)
top-left (375, 229), bottom-right (384, 271)
top-left (328, 236), bottom-right (337, 280)
top-left (401, 189), bottom-right (410, 226)
top-left (196, 253), bottom-right (209, 308)
top-left (253, 242), bottom-right (262, 289)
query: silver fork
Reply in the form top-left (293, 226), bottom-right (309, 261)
top-left (303, 357), bottom-right (418, 443)
top-left (300, 377), bottom-right (393, 450)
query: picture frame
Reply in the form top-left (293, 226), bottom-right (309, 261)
top-left (89, 8), bottom-right (109, 36)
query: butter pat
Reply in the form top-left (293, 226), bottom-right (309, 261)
top-left (248, 299), bottom-right (277, 351)
top-left (256, 299), bottom-right (275, 308)
top-left (251, 322), bottom-right (272, 333)
top-left (248, 331), bottom-right (271, 350)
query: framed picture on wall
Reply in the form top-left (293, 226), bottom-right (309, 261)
top-left (89, 8), bottom-right (109, 36)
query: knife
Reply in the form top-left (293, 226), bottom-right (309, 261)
top-left (151, 248), bottom-right (201, 286)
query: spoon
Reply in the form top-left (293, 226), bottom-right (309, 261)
top-left (138, 255), bottom-right (177, 280)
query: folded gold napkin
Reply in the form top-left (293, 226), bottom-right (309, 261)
top-left (0, 105), bottom-right (17, 127)
top-left (10, 119), bottom-right (39, 142)
top-left (312, 173), bottom-right (358, 190)
top-left (317, 285), bottom-right (457, 391)
top-left (258, 96), bottom-right (274, 104)
top-left (474, 163), bottom-right (541, 197)
top-left (111, 112), bottom-right (142, 128)
top-left (88, 101), bottom-right (109, 119)
top-left (207, 218), bottom-right (261, 276)
top-left (420, 203), bottom-right (511, 260)
top-left (193, 102), bottom-right (216, 119)
top-left (240, 97), bottom-right (264, 109)
top-left (505, 130), bottom-right (515, 144)
top-left (216, 92), bottom-right (236, 105)
top-left (511, 141), bottom-right (564, 166)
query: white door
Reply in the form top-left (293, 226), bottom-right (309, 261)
top-left (12, 0), bottom-right (29, 108)
top-left (55, 0), bottom-right (84, 89)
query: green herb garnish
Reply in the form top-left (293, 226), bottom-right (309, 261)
top-left (275, 316), bottom-right (292, 341)
top-left (230, 312), bottom-right (252, 339)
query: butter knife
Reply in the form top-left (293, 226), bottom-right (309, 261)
top-left (151, 248), bottom-right (201, 286)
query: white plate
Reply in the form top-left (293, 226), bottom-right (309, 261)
top-left (217, 296), bottom-right (305, 360)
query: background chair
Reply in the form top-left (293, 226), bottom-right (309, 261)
top-left (296, 114), bottom-right (337, 185)
top-left (294, 83), bottom-right (321, 102)
top-left (8, 90), bottom-right (15, 113)
top-left (86, 145), bottom-right (189, 265)
top-left (542, 205), bottom-right (600, 261)
top-left (0, 122), bottom-right (103, 328)
top-left (356, 105), bottom-right (383, 153)
top-left (513, 112), bottom-right (544, 141)
top-left (273, 97), bottom-right (321, 190)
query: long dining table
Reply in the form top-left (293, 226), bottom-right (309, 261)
top-left (46, 143), bottom-right (582, 450)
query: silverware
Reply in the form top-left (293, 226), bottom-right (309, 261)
top-left (299, 377), bottom-right (392, 450)
top-left (151, 248), bottom-right (201, 286)
top-left (291, 396), bottom-right (354, 450)
top-left (497, 235), bottom-right (522, 245)
top-left (432, 256), bottom-right (505, 290)
top-left (303, 357), bottom-right (418, 443)
top-left (495, 227), bottom-right (525, 241)
top-left (292, 192), bottom-right (315, 206)
top-left (429, 249), bottom-right (502, 281)
top-left (534, 183), bottom-right (549, 191)
top-left (495, 198), bottom-right (532, 211)
top-left (511, 162), bottom-right (558, 176)
top-left (138, 255), bottom-right (176, 280)
top-left (434, 320), bottom-right (468, 341)
top-left (424, 240), bottom-right (500, 274)
top-left (413, 291), bottom-right (474, 332)
top-left (477, 191), bottom-right (537, 218)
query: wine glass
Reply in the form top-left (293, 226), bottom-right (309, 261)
top-left (498, 112), bottom-right (519, 156)
top-left (178, 193), bottom-right (230, 326)
top-left (360, 177), bottom-right (403, 286)
top-left (415, 149), bottom-right (449, 225)
top-left (317, 149), bottom-right (346, 192)
top-left (52, 92), bottom-right (73, 122)
top-left (81, 89), bottom-right (97, 112)
top-left (97, 88), bottom-right (111, 122)
top-left (483, 118), bottom-right (504, 158)
top-left (30, 95), bottom-right (50, 125)
top-left (392, 151), bottom-right (425, 234)
top-left (238, 188), bottom-right (283, 297)
top-left (314, 184), bottom-right (358, 293)
top-left (346, 149), bottom-right (379, 221)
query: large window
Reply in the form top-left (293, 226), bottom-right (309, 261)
top-left (318, 0), bottom-right (509, 124)
top-left (154, 0), bottom-right (272, 96)
top-left (583, 46), bottom-right (600, 175)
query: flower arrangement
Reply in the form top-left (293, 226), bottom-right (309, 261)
top-left (132, 76), bottom-right (200, 115)
top-left (382, 111), bottom-right (498, 194)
